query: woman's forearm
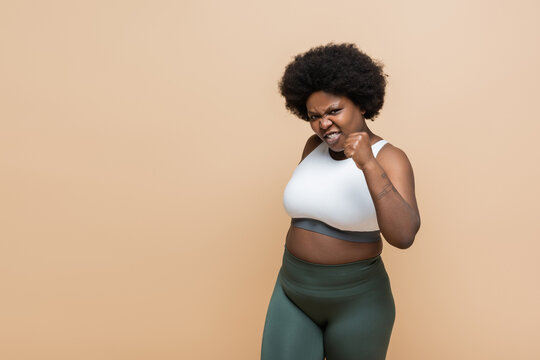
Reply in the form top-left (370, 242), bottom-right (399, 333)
top-left (362, 159), bottom-right (420, 249)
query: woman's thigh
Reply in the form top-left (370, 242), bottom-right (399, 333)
top-left (323, 275), bottom-right (396, 360)
top-left (261, 270), bottom-right (324, 360)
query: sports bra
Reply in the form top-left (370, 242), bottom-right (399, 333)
top-left (283, 139), bottom-right (389, 242)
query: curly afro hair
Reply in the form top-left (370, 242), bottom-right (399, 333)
top-left (278, 43), bottom-right (387, 121)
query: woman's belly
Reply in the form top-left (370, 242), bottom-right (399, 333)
top-left (285, 225), bottom-right (383, 264)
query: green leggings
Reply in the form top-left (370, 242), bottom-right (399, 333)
top-left (261, 245), bottom-right (396, 360)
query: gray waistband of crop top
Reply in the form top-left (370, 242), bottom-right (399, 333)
top-left (290, 218), bottom-right (381, 243)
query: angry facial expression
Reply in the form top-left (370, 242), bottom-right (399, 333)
top-left (306, 91), bottom-right (367, 152)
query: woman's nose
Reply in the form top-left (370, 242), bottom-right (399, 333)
top-left (319, 116), bottom-right (333, 129)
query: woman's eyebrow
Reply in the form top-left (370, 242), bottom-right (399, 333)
top-left (307, 103), bottom-right (340, 115)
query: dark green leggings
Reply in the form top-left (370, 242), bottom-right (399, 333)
top-left (261, 245), bottom-right (396, 360)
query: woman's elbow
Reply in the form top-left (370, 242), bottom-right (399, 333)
top-left (396, 236), bottom-right (415, 249)
top-left (402, 217), bottom-right (421, 249)
top-left (389, 218), bottom-right (420, 249)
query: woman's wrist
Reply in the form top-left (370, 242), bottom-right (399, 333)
top-left (356, 157), bottom-right (379, 172)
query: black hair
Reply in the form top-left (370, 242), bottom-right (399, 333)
top-left (278, 43), bottom-right (387, 121)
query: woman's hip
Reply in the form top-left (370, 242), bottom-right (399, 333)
top-left (280, 243), bottom-right (393, 299)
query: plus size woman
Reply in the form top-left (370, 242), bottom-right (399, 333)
top-left (260, 43), bottom-right (421, 360)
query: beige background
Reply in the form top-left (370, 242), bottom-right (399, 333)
top-left (1, 0), bottom-right (539, 359)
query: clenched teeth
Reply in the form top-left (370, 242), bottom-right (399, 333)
top-left (325, 132), bottom-right (341, 139)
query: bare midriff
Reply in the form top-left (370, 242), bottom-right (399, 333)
top-left (285, 225), bottom-right (383, 264)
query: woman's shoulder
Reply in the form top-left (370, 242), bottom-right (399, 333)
top-left (376, 140), bottom-right (416, 181)
top-left (300, 134), bottom-right (323, 162)
top-left (376, 140), bottom-right (410, 162)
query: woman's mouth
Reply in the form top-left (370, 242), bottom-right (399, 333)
top-left (324, 131), bottom-right (341, 145)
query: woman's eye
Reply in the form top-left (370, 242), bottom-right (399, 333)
top-left (309, 115), bottom-right (319, 121)
top-left (330, 109), bottom-right (340, 114)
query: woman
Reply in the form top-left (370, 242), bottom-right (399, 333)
top-left (260, 43), bottom-right (421, 360)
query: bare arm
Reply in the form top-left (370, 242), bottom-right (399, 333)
top-left (362, 145), bottom-right (421, 249)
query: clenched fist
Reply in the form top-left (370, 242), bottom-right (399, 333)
top-left (343, 132), bottom-right (376, 170)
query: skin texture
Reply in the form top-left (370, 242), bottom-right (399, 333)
top-left (285, 91), bottom-right (421, 264)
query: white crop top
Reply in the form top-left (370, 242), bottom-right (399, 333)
top-left (283, 139), bottom-right (389, 232)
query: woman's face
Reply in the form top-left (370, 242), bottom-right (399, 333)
top-left (306, 91), bottom-right (367, 152)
